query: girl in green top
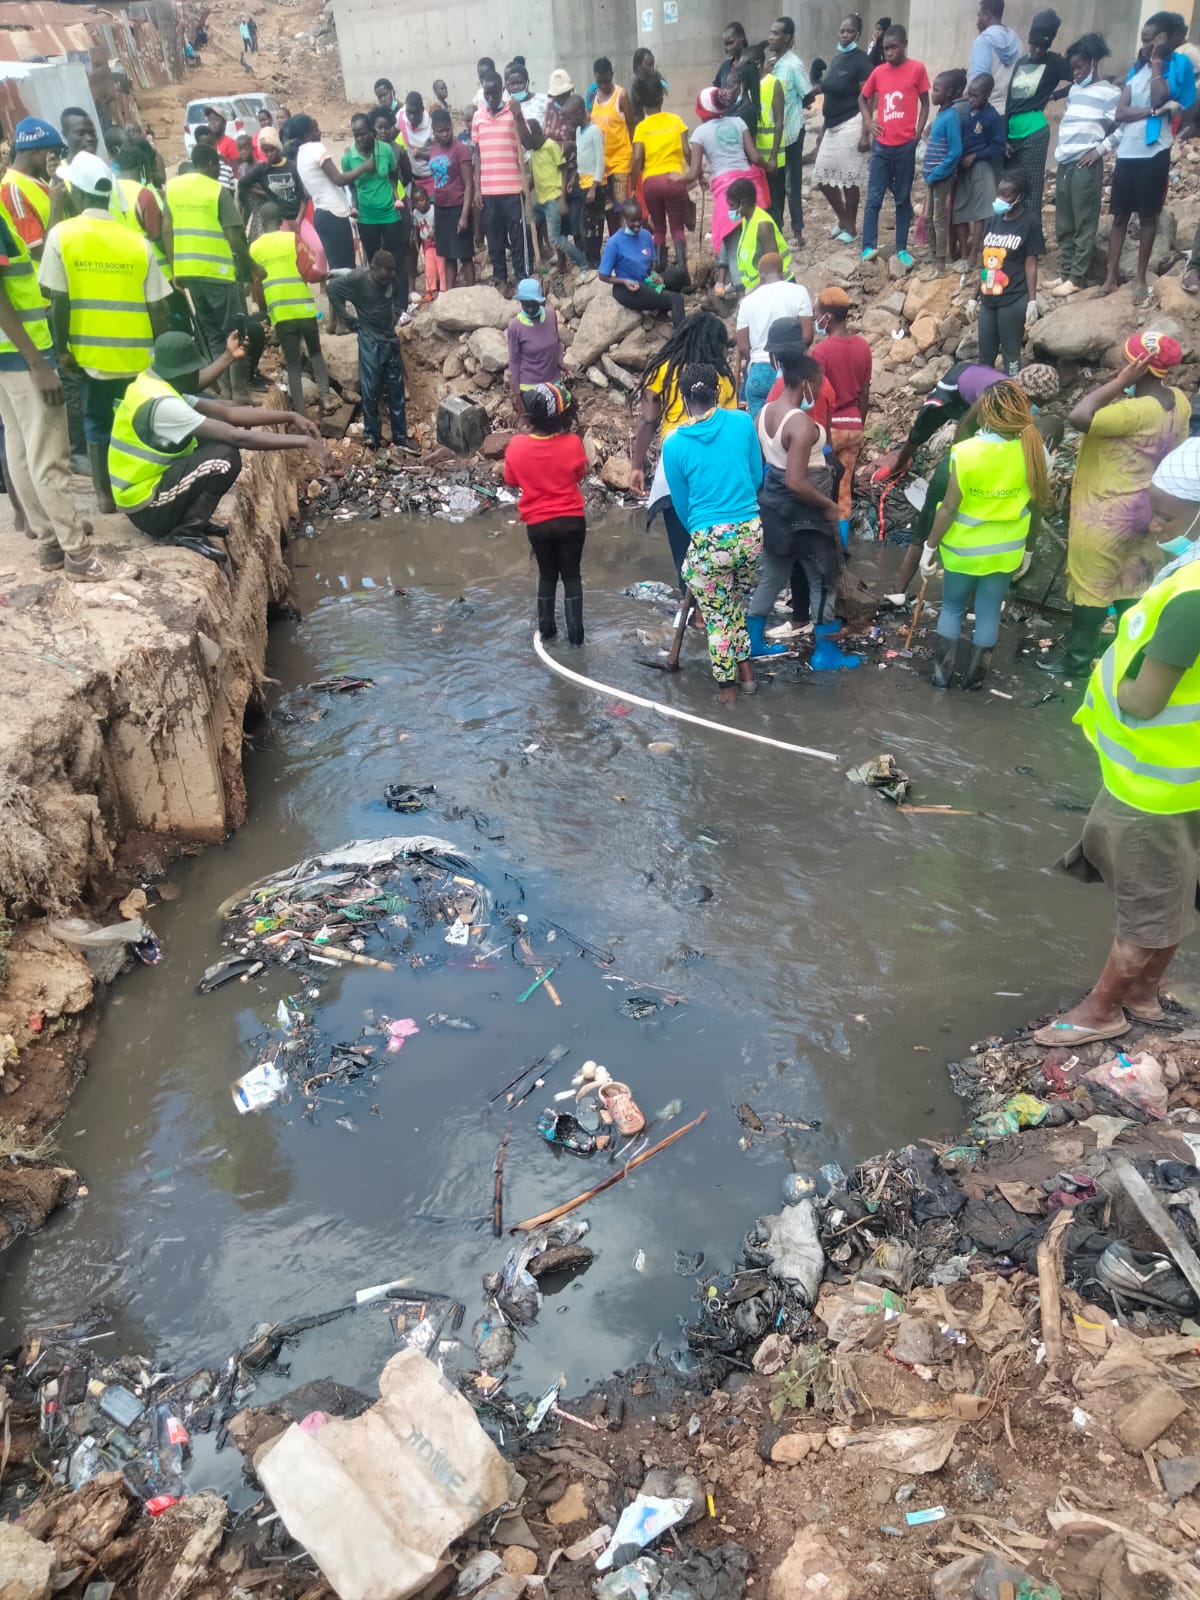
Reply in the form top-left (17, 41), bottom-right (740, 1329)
top-left (1004, 10), bottom-right (1071, 204)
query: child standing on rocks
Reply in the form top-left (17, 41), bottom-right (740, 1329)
top-left (921, 70), bottom-right (964, 272)
top-left (858, 23), bottom-right (930, 271)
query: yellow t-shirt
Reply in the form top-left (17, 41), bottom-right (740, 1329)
top-left (647, 364), bottom-right (737, 437)
top-left (530, 139), bottom-right (565, 206)
top-left (634, 112), bottom-right (688, 178)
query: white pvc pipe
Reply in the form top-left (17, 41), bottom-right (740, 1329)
top-left (532, 632), bottom-right (840, 764)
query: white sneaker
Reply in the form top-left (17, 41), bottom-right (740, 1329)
top-left (766, 620), bottom-right (813, 640)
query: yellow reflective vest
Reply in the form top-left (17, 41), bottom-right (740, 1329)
top-left (1075, 554), bottom-right (1200, 815)
top-left (756, 73), bottom-right (781, 153)
top-left (115, 179), bottom-right (169, 270)
top-left (54, 214), bottom-right (155, 375)
top-left (0, 228), bottom-right (51, 357)
top-left (939, 434), bottom-right (1032, 576)
top-left (108, 371), bottom-right (198, 510)
top-left (2, 167), bottom-right (51, 231)
top-left (165, 171), bottom-right (234, 281)
top-left (248, 229), bottom-right (314, 323)
top-left (736, 206), bottom-right (792, 292)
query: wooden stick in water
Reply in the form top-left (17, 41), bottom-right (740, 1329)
top-left (901, 574), bottom-right (928, 650)
top-left (492, 1121), bottom-right (511, 1238)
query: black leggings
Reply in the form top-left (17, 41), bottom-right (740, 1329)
top-left (528, 516), bottom-right (586, 596)
top-left (977, 297), bottom-right (1026, 377)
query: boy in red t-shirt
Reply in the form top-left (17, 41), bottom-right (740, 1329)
top-left (858, 24), bottom-right (929, 269)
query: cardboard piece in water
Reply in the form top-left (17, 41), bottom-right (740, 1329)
top-left (256, 1347), bottom-right (516, 1600)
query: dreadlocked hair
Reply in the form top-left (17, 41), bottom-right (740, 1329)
top-left (961, 380), bottom-right (1051, 511)
top-left (633, 311), bottom-right (733, 414)
top-left (736, 56), bottom-right (762, 138)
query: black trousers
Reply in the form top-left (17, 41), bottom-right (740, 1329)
top-left (184, 278), bottom-right (250, 401)
top-left (359, 215), bottom-right (410, 317)
top-left (612, 279), bottom-right (684, 328)
top-left (528, 515), bottom-right (585, 596)
top-left (128, 443), bottom-right (242, 537)
top-left (482, 193), bottom-right (530, 282)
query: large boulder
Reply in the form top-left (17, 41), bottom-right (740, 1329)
top-left (612, 325), bottom-right (664, 368)
top-left (571, 275), bottom-right (607, 313)
top-left (0, 1522), bottom-right (53, 1600)
top-left (570, 293), bottom-right (641, 368)
top-left (1092, 208), bottom-right (1179, 284)
top-left (430, 285), bottom-right (512, 333)
top-left (319, 332), bottom-right (361, 391)
top-left (903, 273), bottom-right (959, 325)
top-left (1031, 285), bottom-right (1138, 362)
top-left (467, 326), bottom-right (509, 373)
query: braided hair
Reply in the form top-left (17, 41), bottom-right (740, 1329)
top-left (961, 381), bottom-right (1052, 511)
top-left (680, 363), bottom-right (720, 411)
top-left (633, 311), bottom-right (734, 417)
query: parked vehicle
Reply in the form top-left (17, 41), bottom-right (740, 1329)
top-left (182, 94), bottom-right (283, 153)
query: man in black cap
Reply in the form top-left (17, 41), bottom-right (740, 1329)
top-left (107, 329), bottom-right (328, 563)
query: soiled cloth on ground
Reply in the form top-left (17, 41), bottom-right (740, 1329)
top-left (1067, 389), bottom-right (1190, 607)
top-left (1058, 786), bottom-right (1200, 948)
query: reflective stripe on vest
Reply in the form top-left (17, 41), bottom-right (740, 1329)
top-left (248, 230), bottom-right (315, 323)
top-left (55, 215), bottom-right (155, 374)
top-left (736, 207), bottom-right (793, 292)
top-left (115, 179), bottom-right (169, 270)
top-left (1074, 554), bottom-right (1200, 814)
top-left (165, 172), bottom-right (234, 280)
top-left (756, 74), bottom-right (781, 151)
top-left (938, 434), bottom-right (1031, 576)
top-left (108, 371), bottom-right (199, 509)
top-left (0, 230), bottom-right (51, 355)
top-left (3, 168), bottom-right (51, 229)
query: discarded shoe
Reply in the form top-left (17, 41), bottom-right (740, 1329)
top-left (537, 1109), bottom-right (599, 1155)
top-left (599, 1080), bottom-right (646, 1136)
top-left (1096, 1242), bottom-right (1199, 1313)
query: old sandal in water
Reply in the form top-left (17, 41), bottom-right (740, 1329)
top-left (1031, 1017), bottom-right (1131, 1047)
top-left (598, 1080), bottom-right (646, 1136)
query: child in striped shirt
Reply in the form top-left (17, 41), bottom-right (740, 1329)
top-left (921, 70), bottom-right (964, 271)
top-left (1052, 33), bottom-right (1121, 296)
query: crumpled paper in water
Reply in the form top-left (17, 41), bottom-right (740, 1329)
top-left (845, 752), bottom-right (911, 805)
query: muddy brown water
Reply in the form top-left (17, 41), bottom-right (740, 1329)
top-left (0, 506), bottom-right (1135, 1484)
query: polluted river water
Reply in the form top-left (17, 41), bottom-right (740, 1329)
top-left (0, 505), bottom-right (1141, 1486)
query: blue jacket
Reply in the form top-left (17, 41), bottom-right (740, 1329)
top-left (961, 101), bottom-right (1005, 162)
top-left (662, 408), bottom-right (763, 533)
top-left (922, 104), bottom-right (962, 182)
top-left (1126, 51), bottom-right (1197, 145)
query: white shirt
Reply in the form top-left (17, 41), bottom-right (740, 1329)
top-left (736, 278), bottom-right (813, 363)
top-left (145, 391), bottom-right (205, 445)
top-left (38, 207), bottom-right (171, 380)
top-left (296, 140), bottom-right (352, 216)
top-left (576, 122), bottom-right (605, 184)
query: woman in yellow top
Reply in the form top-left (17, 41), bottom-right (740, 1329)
top-left (629, 312), bottom-right (738, 584)
top-left (628, 76), bottom-right (691, 276)
top-left (590, 55), bottom-right (636, 232)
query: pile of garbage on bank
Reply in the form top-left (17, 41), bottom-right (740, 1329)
top-left (6, 1003), bottom-right (1200, 1598)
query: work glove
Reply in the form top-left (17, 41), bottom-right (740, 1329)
top-left (965, 297), bottom-right (979, 323)
top-left (919, 542), bottom-right (939, 578)
top-left (1025, 300), bottom-right (1041, 326)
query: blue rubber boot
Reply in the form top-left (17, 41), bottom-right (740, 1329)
top-left (838, 518), bottom-right (850, 550)
top-left (747, 614), bottom-right (786, 658)
top-left (810, 621), bottom-right (861, 670)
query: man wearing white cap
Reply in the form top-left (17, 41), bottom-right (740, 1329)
top-left (1034, 436), bottom-right (1200, 1049)
top-left (38, 150), bottom-right (171, 512)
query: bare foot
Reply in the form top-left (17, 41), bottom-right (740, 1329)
top-left (1095, 278), bottom-right (1119, 298)
top-left (717, 683), bottom-right (737, 705)
top-left (1131, 279), bottom-right (1151, 306)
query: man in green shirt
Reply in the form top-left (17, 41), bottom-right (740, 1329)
top-left (343, 111), bottom-right (412, 321)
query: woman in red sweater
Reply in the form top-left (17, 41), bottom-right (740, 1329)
top-left (504, 384), bottom-right (588, 645)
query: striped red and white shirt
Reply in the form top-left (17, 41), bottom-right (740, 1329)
top-left (474, 103), bottom-right (523, 197)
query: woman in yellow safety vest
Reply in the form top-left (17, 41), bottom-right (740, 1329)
top-left (920, 379), bottom-right (1051, 691)
top-left (1032, 436), bottom-right (1200, 1050)
top-left (735, 55), bottom-right (785, 183)
top-left (726, 176), bottom-right (792, 293)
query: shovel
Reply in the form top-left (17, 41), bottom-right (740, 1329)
top-left (638, 587), bottom-right (695, 673)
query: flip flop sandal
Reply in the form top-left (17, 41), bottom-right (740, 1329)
top-left (1031, 1017), bottom-right (1131, 1047)
top-left (598, 1080), bottom-right (645, 1136)
top-left (1096, 1242), bottom-right (1198, 1313)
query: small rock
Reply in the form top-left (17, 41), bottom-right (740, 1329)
top-left (473, 370), bottom-right (495, 392)
top-left (1160, 1454), bottom-right (1200, 1501)
top-left (768, 1527), bottom-right (851, 1600)
top-left (546, 1481), bottom-right (589, 1526)
top-left (0, 1522), bottom-right (53, 1600)
top-left (586, 364), bottom-right (609, 389)
top-left (468, 326), bottom-right (509, 373)
top-left (443, 350), bottom-right (464, 379)
top-left (599, 453), bottom-right (632, 490)
top-left (770, 1432), bottom-right (813, 1465)
top-left (481, 431), bottom-right (514, 461)
top-left (501, 1547), bottom-right (538, 1577)
top-left (601, 353), bottom-right (635, 389)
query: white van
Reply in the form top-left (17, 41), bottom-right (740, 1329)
top-left (183, 94), bottom-right (284, 153)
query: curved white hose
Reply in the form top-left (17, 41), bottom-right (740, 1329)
top-left (533, 632), bottom-right (840, 763)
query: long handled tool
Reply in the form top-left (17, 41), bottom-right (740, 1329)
top-left (638, 587), bottom-right (694, 673)
top-left (901, 575), bottom-right (929, 650)
top-left (511, 1111), bottom-right (707, 1231)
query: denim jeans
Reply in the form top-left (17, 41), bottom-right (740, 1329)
top-left (536, 197), bottom-right (587, 269)
top-left (744, 361), bottom-right (776, 420)
top-left (80, 374), bottom-right (132, 446)
top-left (937, 567), bottom-right (1013, 649)
top-left (358, 331), bottom-right (408, 443)
top-left (863, 138), bottom-right (917, 252)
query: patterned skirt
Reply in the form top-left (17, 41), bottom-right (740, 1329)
top-left (812, 116), bottom-right (869, 191)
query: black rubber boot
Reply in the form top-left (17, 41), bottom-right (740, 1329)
top-left (673, 239), bottom-right (689, 280)
top-left (1036, 604), bottom-right (1105, 678)
top-left (87, 442), bottom-right (115, 514)
top-left (931, 635), bottom-right (956, 689)
top-left (162, 533), bottom-right (228, 567)
top-left (564, 594), bottom-right (584, 646)
top-left (655, 243), bottom-right (669, 274)
top-left (537, 581), bottom-right (557, 641)
top-left (963, 645), bottom-right (993, 690)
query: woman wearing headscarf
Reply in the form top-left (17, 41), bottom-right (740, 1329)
top-left (1041, 332), bottom-right (1191, 677)
top-left (682, 87), bottom-right (768, 297)
top-left (811, 13), bottom-right (873, 243)
top-left (1032, 436), bottom-right (1200, 1050)
top-left (1004, 10), bottom-right (1071, 201)
top-left (919, 379), bottom-right (1052, 691)
top-left (662, 361), bottom-right (765, 703)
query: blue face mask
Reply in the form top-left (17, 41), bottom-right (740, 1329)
top-left (992, 197), bottom-right (1012, 215)
top-left (1159, 506), bottom-right (1200, 554)
top-left (728, 206), bottom-right (741, 221)
top-left (1078, 71), bottom-right (1094, 86)
top-left (510, 89), bottom-right (528, 102)
top-left (1124, 384), bottom-right (1138, 397)
top-left (837, 39), bottom-right (857, 51)
top-left (800, 391), bottom-right (814, 411)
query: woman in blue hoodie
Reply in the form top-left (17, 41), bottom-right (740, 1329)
top-left (662, 362), bottom-right (765, 702)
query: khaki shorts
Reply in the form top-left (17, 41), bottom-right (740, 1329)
top-left (1059, 786), bottom-right (1200, 949)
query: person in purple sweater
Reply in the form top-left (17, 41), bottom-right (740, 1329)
top-left (506, 278), bottom-right (564, 416)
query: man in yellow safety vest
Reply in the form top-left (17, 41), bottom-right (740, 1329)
top-left (247, 201), bottom-right (333, 414)
top-left (164, 141), bottom-right (258, 404)
top-left (1033, 437), bottom-right (1200, 1048)
top-left (0, 208), bottom-right (106, 579)
top-left (0, 119), bottom-right (59, 260)
top-left (107, 330), bottom-right (328, 565)
top-left (37, 150), bottom-right (172, 511)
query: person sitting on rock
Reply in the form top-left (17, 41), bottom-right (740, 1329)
top-left (598, 196), bottom-right (685, 329)
top-left (107, 329), bottom-right (329, 565)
